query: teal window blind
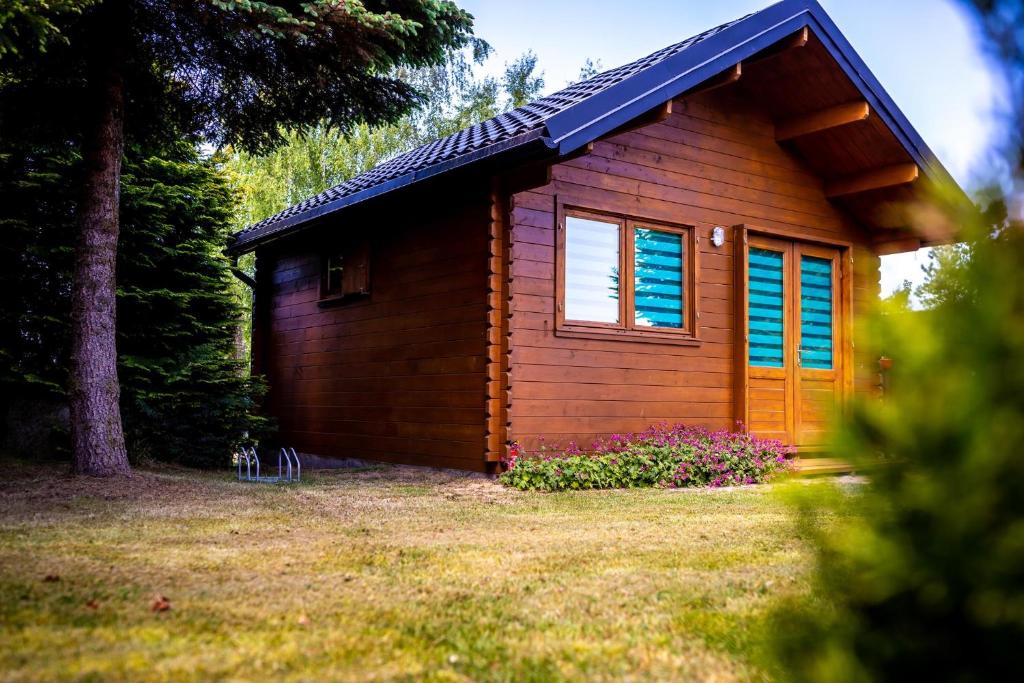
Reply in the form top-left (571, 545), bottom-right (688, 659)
top-left (634, 228), bottom-right (684, 328)
top-left (800, 255), bottom-right (833, 369)
top-left (565, 215), bottom-right (620, 323)
top-left (748, 247), bottom-right (785, 367)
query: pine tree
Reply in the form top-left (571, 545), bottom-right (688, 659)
top-left (0, 137), bottom-right (270, 467)
top-left (117, 143), bottom-right (271, 467)
top-left (0, 0), bottom-right (475, 475)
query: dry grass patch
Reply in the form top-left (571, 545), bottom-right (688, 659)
top-left (0, 459), bottom-right (846, 682)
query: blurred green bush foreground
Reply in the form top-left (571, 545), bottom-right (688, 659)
top-left (768, 1), bottom-right (1024, 680)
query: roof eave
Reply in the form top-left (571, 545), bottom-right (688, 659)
top-left (228, 129), bottom-right (557, 254)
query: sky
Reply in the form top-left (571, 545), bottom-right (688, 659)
top-left (459, 0), bottom-right (1004, 300)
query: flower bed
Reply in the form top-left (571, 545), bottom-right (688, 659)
top-left (499, 423), bottom-right (792, 491)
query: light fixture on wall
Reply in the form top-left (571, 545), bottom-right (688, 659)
top-left (711, 226), bottom-right (725, 247)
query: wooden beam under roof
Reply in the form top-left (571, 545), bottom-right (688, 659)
top-left (688, 62), bottom-right (741, 95)
top-left (876, 236), bottom-right (925, 254)
top-left (825, 163), bottom-right (920, 199)
top-left (776, 101), bottom-right (871, 141)
top-left (746, 26), bottom-right (809, 64)
top-left (605, 101), bottom-right (672, 138)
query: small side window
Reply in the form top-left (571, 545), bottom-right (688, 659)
top-left (320, 240), bottom-right (369, 302)
top-left (324, 251), bottom-right (346, 296)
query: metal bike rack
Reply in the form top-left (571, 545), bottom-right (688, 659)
top-left (236, 446), bottom-right (301, 483)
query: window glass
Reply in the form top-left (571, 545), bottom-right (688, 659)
top-left (325, 252), bottom-right (345, 294)
top-left (565, 215), bottom-right (620, 323)
top-left (321, 240), bottom-right (369, 300)
top-left (748, 247), bottom-right (785, 367)
top-left (634, 227), bottom-right (684, 328)
top-left (800, 255), bottom-right (833, 369)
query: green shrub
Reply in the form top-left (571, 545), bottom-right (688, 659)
top-left (767, 211), bottom-right (1024, 680)
top-left (499, 424), bottom-right (792, 491)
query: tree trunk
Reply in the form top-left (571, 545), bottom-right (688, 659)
top-left (70, 36), bottom-right (130, 477)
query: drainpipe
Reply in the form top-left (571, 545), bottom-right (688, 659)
top-left (230, 255), bottom-right (257, 289)
top-left (229, 256), bottom-right (257, 371)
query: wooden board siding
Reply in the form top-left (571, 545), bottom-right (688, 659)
top-left (253, 193), bottom-right (492, 471)
top-left (507, 87), bottom-right (881, 452)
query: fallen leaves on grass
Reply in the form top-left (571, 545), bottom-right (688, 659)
top-left (150, 595), bottom-right (171, 612)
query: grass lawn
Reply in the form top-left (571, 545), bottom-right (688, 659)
top-left (0, 460), bottom-right (849, 682)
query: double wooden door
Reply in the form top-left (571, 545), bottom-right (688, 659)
top-left (741, 235), bottom-right (845, 450)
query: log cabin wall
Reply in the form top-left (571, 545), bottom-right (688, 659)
top-left (253, 190), bottom-right (492, 471)
top-left (507, 87), bottom-right (881, 452)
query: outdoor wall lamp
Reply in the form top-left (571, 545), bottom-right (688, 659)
top-left (711, 226), bottom-right (726, 247)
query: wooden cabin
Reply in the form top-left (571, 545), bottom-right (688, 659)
top-left (228, 0), bottom-right (964, 473)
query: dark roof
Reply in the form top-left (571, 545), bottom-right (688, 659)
top-left (229, 0), bottom-right (960, 253)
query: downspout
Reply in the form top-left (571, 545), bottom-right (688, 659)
top-left (230, 255), bottom-right (257, 289)
top-left (229, 255), bottom-right (257, 372)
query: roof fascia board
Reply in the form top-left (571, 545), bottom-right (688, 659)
top-left (229, 129), bottom-right (556, 253)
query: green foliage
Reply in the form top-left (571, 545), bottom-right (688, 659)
top-left (914, 242), bottom-right (972, 308)
top-left (220, 120), bottom-right (420, 228)
top-left (0, 0), bottom-right (476, 472)
top-left (117, 145), bottom-right (271, 467)
top-left (500, 449), bottom-right (684, 491)
top-left (499, 424), bottom-right (791, 492)
top-left (0, 140), bottom-right (269, 467)
top-left (188, 0), bottom-right (477, 152)
top-left (0, 146), bottom-right (75, 397)
top-left (0, 0), bottom-right (96, 58)
top-left (501, 51), bottom-right (545, 108)
top-left (770, 209), bottom-right (1024, 682)
top-left (573, 58), bottom-right (603, 84)
top-left (0, 1), bottom-right (477, 158)
top-left (767, 173), bottom-right (1024, 680)
top-left (881, 280), bottom-right (913, 312)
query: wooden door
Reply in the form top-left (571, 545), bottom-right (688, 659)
top-left (742, 236), bottom-right (843, 449)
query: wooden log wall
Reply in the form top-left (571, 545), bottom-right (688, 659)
top-left (484, 182), bottom-right (511, 465)
top-left (252, 82), bottom-right (892, 469)
top-left (506, 87), bottom-right (881, 451)
top-left (253, 193), bottom-right (492, 471)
